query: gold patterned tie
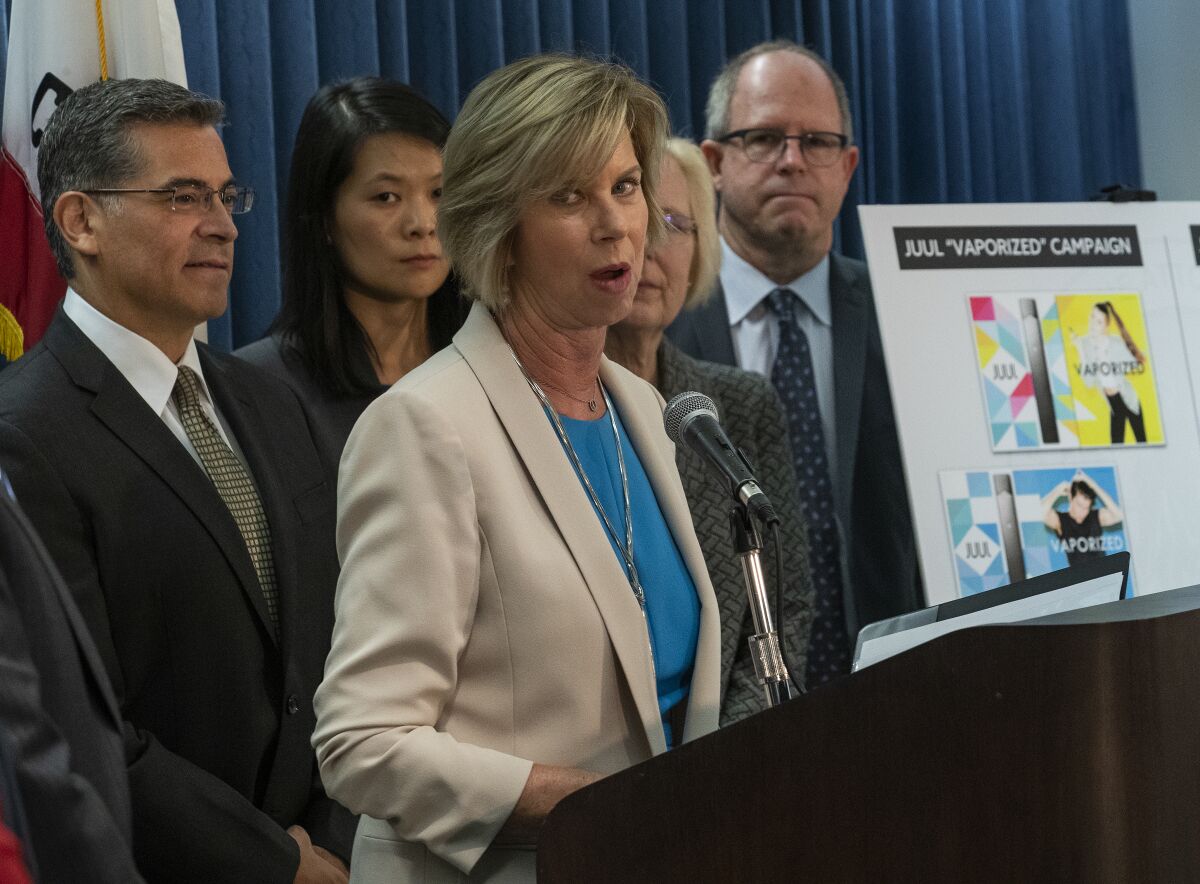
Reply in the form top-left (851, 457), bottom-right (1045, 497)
top-left (172, 365), bottom-right (279, 634)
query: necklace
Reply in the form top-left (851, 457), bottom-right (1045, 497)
top-left (508, 348), bottom-right (644, 608)
top-left (536, 375), bottom-right (600, 413)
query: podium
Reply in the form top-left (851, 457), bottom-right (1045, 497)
top-left (538, 586), bottom-right (1200, 882)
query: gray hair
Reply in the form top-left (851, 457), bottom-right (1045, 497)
top-left (37, 77), bottom-right (225, 278)
top-left (439, 53), bottom-right (669, 311)
top-left (704, 40), bottom-right (853, 142)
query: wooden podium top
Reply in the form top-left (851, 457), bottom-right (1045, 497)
top-left (539, 584), bottom-right (1200, 883)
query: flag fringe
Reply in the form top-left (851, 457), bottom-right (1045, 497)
top-left (95, 0), bottom-right (109, 80)
top-left (0, 306), bottom-right (25, 362)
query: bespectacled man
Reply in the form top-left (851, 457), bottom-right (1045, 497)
top-left (0, 77), bottom-right (353, 883)
top-left (669, 42), bottom-right (921, 685)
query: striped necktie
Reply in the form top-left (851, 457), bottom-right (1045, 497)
top-left (767, 288), bottom-right (849, 685)
top-left (172, 365), bottom-right (279, 634)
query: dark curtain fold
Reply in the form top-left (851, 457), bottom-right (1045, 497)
top-left (0, 0), bottom-right (1142, 350)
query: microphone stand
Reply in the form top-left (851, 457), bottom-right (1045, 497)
top-left (729, 503), bottom-right (793, 708)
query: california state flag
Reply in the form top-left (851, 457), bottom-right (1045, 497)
top-left (0, 0), bottom-right (186, 362)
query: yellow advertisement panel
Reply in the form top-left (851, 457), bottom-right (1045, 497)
top-left (1057, 294), bottom-right (1162, 446)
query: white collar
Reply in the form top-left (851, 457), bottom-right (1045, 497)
top-left (719, 238), bottom-right (832, 327)
top-left (63, 288), bottom-right (214, 415)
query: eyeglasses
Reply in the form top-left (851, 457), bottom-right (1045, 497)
top-left (717, 129), bottom-right (849, 166)
top-left (664, 212), bottom-right (697, 236)
top-left (83, 183), bottom-right (255, 215)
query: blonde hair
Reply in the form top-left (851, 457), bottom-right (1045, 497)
top-left (439, 53), bottom-right (669, 311)
top-left (663, 138), bottom-right (721, 308)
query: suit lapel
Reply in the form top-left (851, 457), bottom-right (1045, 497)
top-left (455, 305), bottom-right (668, 754)
top-left (830, 255), bottom-right (868, 528)
top-left (602, 357), bottom-right (721, 743)
top-left (45, 316), bottom-right (277, 643)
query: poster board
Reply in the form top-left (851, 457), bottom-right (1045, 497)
top-left (859, 202), bottom-right (1200, 604)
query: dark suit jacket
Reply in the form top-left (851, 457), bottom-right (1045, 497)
top-left (658, 341), bottom-right (814, 721)
top-left (235, 333), bottom-right (384, 491)
top-left (0, 310), bottom-right (354, 883)
top-left (0, 485), bottom-right (141, 883)
top-left (667, 253), bottom-right (921, 641)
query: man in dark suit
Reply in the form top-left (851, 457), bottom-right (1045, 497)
top-left (0, 479), bottom-right (141, 883)
top-left (668, 41), bottom-right (921, 684)
top-left (0, 78), bottom-right (351, 882)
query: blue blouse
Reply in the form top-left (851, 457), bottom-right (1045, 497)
top-left (557, 408), bottom-right (701, 748)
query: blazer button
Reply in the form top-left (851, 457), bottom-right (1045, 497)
top-left (286, 694), bottom-right (300, 715)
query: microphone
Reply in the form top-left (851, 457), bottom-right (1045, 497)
top-left (663, 391), bottom-right (778, 524)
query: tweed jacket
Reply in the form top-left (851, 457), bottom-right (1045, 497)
top-left (658, 339), bottom-right (814, 720)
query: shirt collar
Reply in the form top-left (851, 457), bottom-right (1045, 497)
top-left (719, 238), bottom-right (833, 327)
top-left (63, 288), bottom-right (214, 415)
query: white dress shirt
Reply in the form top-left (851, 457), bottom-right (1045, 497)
top-left (63, 288), bottom-right (251, 472)
top-left (719, 240), bottom-right (838, 479)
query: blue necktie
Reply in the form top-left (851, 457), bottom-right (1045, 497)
top-left (767, 288), bottom-right (849, 685)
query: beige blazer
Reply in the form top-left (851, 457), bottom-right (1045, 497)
top-left (312, 304), bottom-right (721, 883)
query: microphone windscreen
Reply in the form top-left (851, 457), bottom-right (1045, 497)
top-left (663, 391), bottom-right (719, 445)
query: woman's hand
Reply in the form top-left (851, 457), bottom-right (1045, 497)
top-left (493, 764), bottom-right (604, 846)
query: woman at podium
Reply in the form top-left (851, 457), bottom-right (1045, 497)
top-left (313, 54), bottom-right (722, 883)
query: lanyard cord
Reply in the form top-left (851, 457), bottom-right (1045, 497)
top-left (508, 348), bottom-right (645, 608)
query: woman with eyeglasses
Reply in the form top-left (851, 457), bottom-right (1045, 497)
top-left (237, 77), bottom-right (466, 484)
top-left (605, 138), bottom-right (815, 720)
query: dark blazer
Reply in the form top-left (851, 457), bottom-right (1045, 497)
top-left (0, 484), bottom-right (141, 883)
top-left (0, 310), bottom-right (354, 883)
top-left (667, 253), bottom-right (921, 642)
top-left (658, 341), bottom-right (814, 721)
top-left (235, 333), bottom-right (384, 489)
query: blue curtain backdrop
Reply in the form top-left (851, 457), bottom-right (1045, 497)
top-left (1, 0), bottom-right (1141, 351)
